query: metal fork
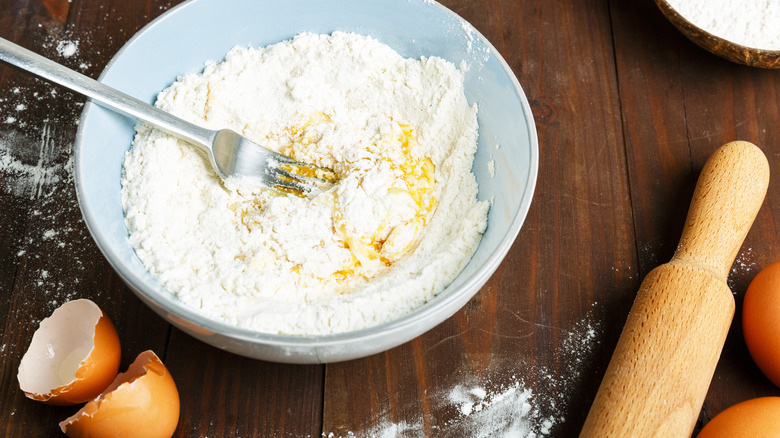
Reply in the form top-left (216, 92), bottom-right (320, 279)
top-left (0, 37), bottom-right (336, 194)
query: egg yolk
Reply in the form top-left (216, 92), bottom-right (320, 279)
top-left (235, 113), bottom-right (437, 287)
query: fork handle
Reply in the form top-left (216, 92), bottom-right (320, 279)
top-left (0, 37), bottom-right (215, 150)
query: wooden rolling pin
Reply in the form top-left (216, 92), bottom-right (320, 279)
top-left (580, 141), bottom-right (770, 437)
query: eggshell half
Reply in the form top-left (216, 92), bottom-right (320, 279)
top-left (17, 299), bottom-right (121, 405)
top-left (60, 350), bottom-right (180, 438)
top-left (697, 397), bottom-right (780, 437)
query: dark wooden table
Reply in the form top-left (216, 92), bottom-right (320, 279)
top-left (2, 0), bottom-right (780, 436)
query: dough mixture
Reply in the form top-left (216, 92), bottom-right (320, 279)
top-left (121, 32), bottom-right (489, 335)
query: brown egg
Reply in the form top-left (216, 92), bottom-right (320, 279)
top-left (743, 260), bottom-right (780, 387)
top-left (17, 299), bottom-right (121, 405)
top-left (697, 397), bottom-right (780, 437)
top-left (60, 350), bottom-right (180, 438)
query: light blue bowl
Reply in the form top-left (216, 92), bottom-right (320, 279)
top-left (75, 0), bottom-right (538, 363)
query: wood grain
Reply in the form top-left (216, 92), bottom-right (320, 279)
top-left (1, 0), bottom-right (780, 437)
top-left (165, 328), bottom-right (324, 438)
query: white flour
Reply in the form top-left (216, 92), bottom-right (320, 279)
top-left (121, 32), bottom-right (489, 335)
top-left (324, 313), bottom-right (603, 437)
top-left (666, 0), bottom-right (780, 50)
top-left (56, 40), bottom-right (78, 58)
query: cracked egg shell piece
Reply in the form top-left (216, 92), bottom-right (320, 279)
top-left (60, 350), bottom-right (180, 438)
top-left (17, 299), bottom-right (121, 406)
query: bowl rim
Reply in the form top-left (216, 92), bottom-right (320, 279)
top-left (74, 0), bottom-right (539, 357)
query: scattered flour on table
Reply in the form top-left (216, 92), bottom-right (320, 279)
top-left (0, 30), bottom-right (98, 314)
top-left (666, 0), bottom-right (780, 50)
top-left (56, 40), bottom-right (79, 58)
top-left (0, 124), bottom-right (65, 200)
top-left (121, 32), bottom-right (489, 335)
top-left (0, 32), bottom-right (91, 199)
top-left (732, 245), bottom-right (758, 274)
top-left (0, 118), bottom-right (89, 304)
top-left (729, 246), bottom-right (760, 292)
top-left (325, 314), bottom-right (602, 437)
top-left (444, 378), bottom-right (542, 437)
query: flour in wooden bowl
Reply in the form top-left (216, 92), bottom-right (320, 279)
top-left (665, 0), bottom-right (780, 50)
top-left (121, 32), bottom-right (489, 335)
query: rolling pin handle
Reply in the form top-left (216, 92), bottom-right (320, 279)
top-left (580, 141), bottom-right (769, 437)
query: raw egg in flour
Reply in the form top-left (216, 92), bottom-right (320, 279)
top-left (17, 299), bottom-right (121, 405)
top-left (743, 260), bottom-right (780, 387)
top-left (696, 397), bottom-right (780, 437)
top-left (60, 350), bottom-right (180, 438)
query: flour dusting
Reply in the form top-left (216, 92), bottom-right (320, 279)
top-left (324, 313), bottom-right (602, 437)
top-left (56, 40), bottom-right (79, 58)
top-left (0, 123), bottom-right (64, 200)
top-left (0, 31), bottom-right (98, 311)
top-left (729, 246), bottom-right (759, 292)
top-left (444, 377), bottom-right (540, 437)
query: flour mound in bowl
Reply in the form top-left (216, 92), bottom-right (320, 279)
top-left (121, 32), bottom-right (489, 335)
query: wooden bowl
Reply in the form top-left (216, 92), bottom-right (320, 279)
top-left (655, 0), bottom-right (780, 69)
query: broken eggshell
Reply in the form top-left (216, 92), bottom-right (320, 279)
top-left (17, 299), bottom-right (121, 405)
top-left (59, 350), bottom-right (180, 438)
